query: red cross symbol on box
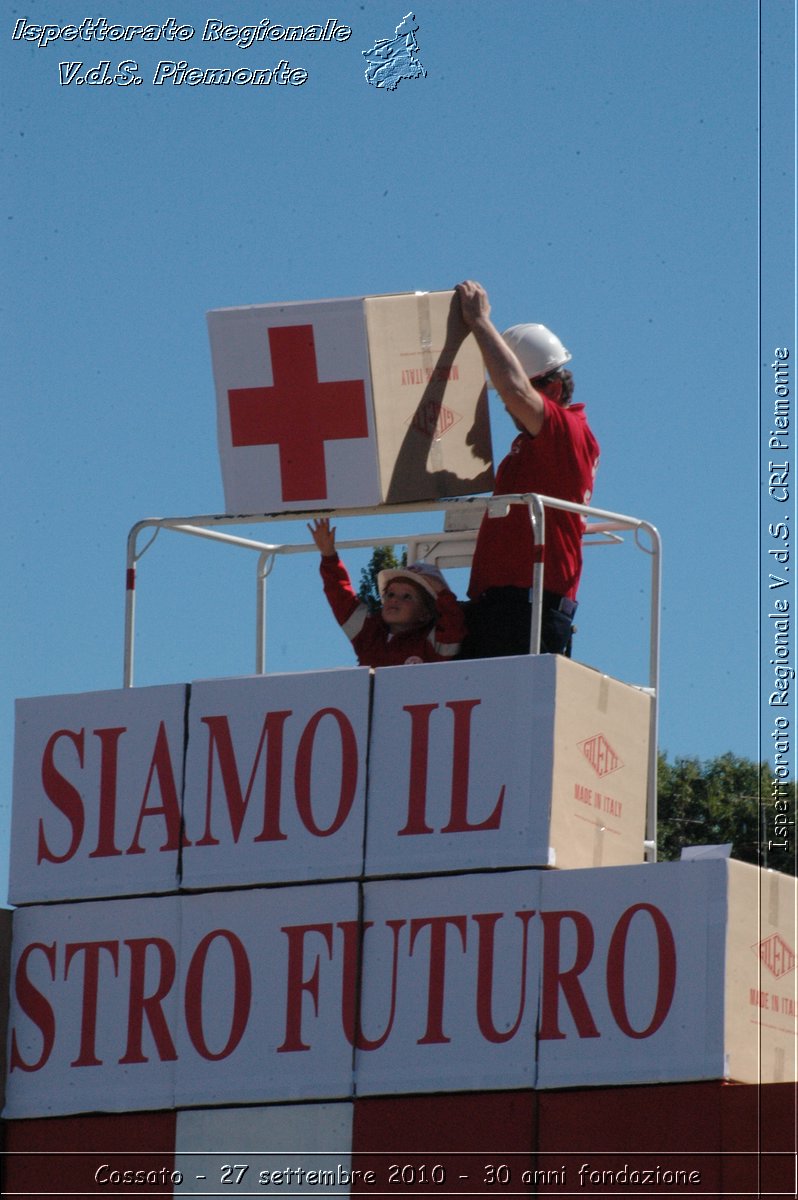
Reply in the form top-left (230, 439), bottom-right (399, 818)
top-left (227, 324), bottom-right (369, 502)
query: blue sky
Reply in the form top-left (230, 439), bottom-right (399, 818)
top-left (3, 1), bottom-right (794, 903)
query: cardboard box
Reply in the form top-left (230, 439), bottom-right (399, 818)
top-left (365, 655), bottom-right (652, 877)
top-left (207, 290), bottom-right (493, 513)
top-left (10, 684), bottom-right (188, 904)
top-left (536, 858), bottom-right (798, 1089)
top-left (355, 871), bottom-right (543, 1097)
top-left (725, 857), bottom-right (796, 1085)
top-left (180, 670), bottom-right (371, 892)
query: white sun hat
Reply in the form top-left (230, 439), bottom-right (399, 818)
top-left (377, 561), bottom-right (448, 608)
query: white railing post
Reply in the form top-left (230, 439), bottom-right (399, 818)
top-left (640, 520), bottom-right (663, 862)
top-left (123, 547), bottom-right (136, 688)
top-left (255, 550), bottom-right (274, 675)
top-left (123, 519), bottom-right (160, 689)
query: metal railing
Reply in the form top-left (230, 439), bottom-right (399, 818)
top-left (124, 495), bottom-right (661, 858)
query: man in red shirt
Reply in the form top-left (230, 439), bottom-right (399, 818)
top-left (456, 279), bottom-right (600, 658)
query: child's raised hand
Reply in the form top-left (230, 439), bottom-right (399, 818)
top-left (308, 517), bottom-right (336, 557)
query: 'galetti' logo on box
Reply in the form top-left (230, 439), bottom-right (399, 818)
top-left (406, 397), bottom-right (462, 440)
top-left (753, 934), bottom-right (796, 979)
top-left (578, 733), bottom-right (623, 778)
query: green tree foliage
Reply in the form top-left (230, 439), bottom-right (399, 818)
top-left (657, 752), bottom-right (796, 875)
top-left (357, 545), bottom-right (407, 611)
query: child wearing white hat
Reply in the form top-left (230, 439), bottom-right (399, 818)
top-left (308, 518), bottom-right (465, 667)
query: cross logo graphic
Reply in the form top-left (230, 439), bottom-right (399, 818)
top-left (227, 324), bottom-right (370, 502)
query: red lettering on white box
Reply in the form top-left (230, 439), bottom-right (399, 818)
top-left (37, 722), bottom-right (183, 865)
top-left (12, 674), bottom-right (372, 903)
top-left (366, 660), bottom-right (558, 877)
top-left (7, 882), bottom-right (681, 1113)
top-left (11, 863), bottom-right (783, 1114)
top-left (355, 872), bottom-right (683, 1096)
top-left (194, 707), bottom-right (359, 846)
top-left (11, 686), bottom-right (187, 904)
top-left (181, 673), bottom-right (370, 890)
top-left (13, 659), bottom-right (651, 901)
top-left (398, 699), bottom-right (505, 836)
top-left (6, 887), bottom-right (359, 1117)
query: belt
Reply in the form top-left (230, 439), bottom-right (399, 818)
top-left (477, 586), bottom-right (578, 619)
top-left (543, 590), bottom-right (578, 619)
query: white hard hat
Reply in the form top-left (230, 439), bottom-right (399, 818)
top-left (378, 561), bottom-right (446, 610)
top-left (501, 323), bottom-right (572, 378)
